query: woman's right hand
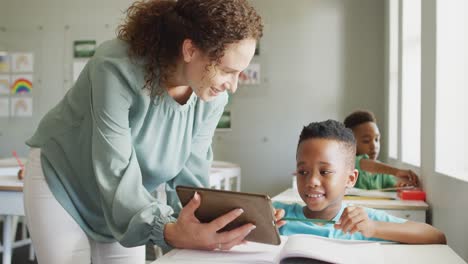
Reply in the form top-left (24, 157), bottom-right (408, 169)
top-left (164, 192), bottom-right (256, 251)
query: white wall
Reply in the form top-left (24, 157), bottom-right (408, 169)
top-left (0, 0), bottom-right (133, 158)
top-left (213, 0), bottom-right (386, 196)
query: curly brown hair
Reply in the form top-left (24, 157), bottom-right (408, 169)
top-left (343, 110), bottom-right (377, 129)
top-left (118, 0), bottom-right (263, 100)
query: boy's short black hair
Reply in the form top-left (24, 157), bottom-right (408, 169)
top-left (343, 110), bottom-right (377, 129)
top-left (298, 120), bottom-right (356, 168)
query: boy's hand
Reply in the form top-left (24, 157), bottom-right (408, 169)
top-left (395, 169), bottom-right (419, 186)
top-left (395, 181), bottom-right (412, 187)
top-left (274, 208), bottom-right (286, 228)
top-left (334, 206), bottom-right (376, 237)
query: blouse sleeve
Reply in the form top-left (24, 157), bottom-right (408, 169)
top-left (89, 57), bottom-right (176, 250)
top-left (165, 93), bottom-right (228, 216)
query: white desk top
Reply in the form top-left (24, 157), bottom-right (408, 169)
top-left (0, 158), bottom-right (26, 167)
top-left (0, 174), bottom-right (24, 215)
top-left (273, 188), bottom-right (429, 210)
top-left (0, 161), bottom-right (23, 192)
top-left (0, 175), bottom-right (23, 191)
top-left (152, 244), bottom-right (466, 264)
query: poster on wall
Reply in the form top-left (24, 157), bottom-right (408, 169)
top-left (239, 63), bottom-right (260, 85)
top-left (74, 40), bottom-right (96, 58)
top-left (11, 52), bottom-right (34, 73)
top-left (10, 74), bottom-right (33, 95)
top-left (0, 97), bottom-right (9, 117)
top-left (0, 52), bottom-right (10, 73)
top-left (11, 97), bottom-right (32, 117)
top-left (0, 75), bottom-right (10, 94)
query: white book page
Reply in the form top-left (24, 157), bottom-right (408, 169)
top-left (168, 237), bottom-right (288, 264)
top-left (345, 188), bottom-right (397, 199)
top-left (279, 234), bottom-right (383, 264)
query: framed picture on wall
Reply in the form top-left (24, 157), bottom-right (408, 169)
top-left (0, 52), bottom-right (10, 73)
top-left (239, 63), bottom-right (260, 85)
top-left (216, 110), bottom-right (231, 131)
top-left (73, 40), bottom-right (96, 58)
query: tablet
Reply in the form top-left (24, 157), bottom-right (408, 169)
top-left (176, 185), bottom-right (281, 245)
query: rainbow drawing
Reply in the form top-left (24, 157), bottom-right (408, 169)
top-left (11, 77), bottom-right (32, 94)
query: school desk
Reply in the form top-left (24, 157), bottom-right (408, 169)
top-left (0, 159), bottom-right (34, 264)
top-left (273, 188), bottom-right (429, 222)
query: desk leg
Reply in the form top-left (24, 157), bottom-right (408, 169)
top-left (3, 215), bottom-right (12, 264)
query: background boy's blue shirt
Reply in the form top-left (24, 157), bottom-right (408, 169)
top-left (273, 201), bottom-right (407, 242)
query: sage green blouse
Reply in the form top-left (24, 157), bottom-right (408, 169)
top-left (26, 39), bottom-right (227, 251)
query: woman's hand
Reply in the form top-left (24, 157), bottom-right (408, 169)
top-left (394, 169), bottom-right (419, 186)
top-left (164, 192), bottom-right (256, 251)
top-left (334, 206), bottom-right (376, 238)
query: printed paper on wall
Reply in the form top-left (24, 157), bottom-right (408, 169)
top-left (11, 97), bottom-right (32, 117)
top-left (0, 52), bottom-right (10, 73)
top-left (239, 63), bottom-right (260, 85)
top-left (11, 52), bottom-right (34, 73)
top-left (0, 75), bottom-right (10, 94)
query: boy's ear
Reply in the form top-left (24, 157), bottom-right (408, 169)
top-left (346, 169), bottom-right (359, 188)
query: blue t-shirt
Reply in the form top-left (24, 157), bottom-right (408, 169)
top-left (274, 202), bottom-right (407, 242)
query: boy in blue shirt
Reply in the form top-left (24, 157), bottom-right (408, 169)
top-left (275, 120), bottom-right (446, 244)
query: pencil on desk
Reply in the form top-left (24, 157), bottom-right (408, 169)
top-left (12, 150), bottom-right (24, 170)
top-left (282, 217), bottom-right (335, 224)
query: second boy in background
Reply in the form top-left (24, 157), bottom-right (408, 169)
top-left (344, 110), bottom-right (418, 189)
top-left (274, 120), bottom-right (445, 244)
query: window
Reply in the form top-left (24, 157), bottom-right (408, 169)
top-left (387, 0), bottom-right (398, 159)
top-left (387, 0), bottom-right (421, 167)
top-left (435, 0), bottom-right (468, 180)
top-left (401, 0), bottom-right (421, 166)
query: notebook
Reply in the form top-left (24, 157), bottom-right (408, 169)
top-left (345, 187), bottom-right (397, 200)
top-left (164, 234), bottom-right (383, 264)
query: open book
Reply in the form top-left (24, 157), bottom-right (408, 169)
top-left (345, 187), bottom-right (397, 200)
top-left (162, 234), bottom-right (383, 264)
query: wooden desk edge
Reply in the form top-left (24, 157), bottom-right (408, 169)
top-left (0, 186), bottom-right (23, 192)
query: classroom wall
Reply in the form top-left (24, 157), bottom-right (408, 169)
top-left (0, 0), bottom-right (133, 158)
top-left (212, 0), bottom-right (386, 196)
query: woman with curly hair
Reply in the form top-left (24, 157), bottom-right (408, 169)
top-left (23, 0), bottom-right (267, 263)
